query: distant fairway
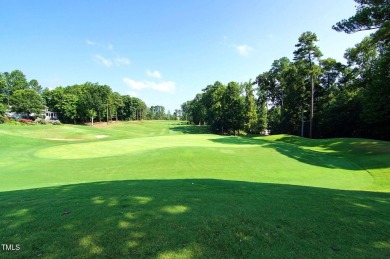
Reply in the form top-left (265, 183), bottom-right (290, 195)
top-left (0, 121), bottom-right (389, 258)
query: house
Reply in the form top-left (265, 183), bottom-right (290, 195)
top-left (43, 107), bottom-right (58, 121)
top-left (7, 106), bottom-right (59, 121)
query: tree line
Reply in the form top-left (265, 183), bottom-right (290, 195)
top-left (182, 0), bottom-right (389, 140)
top-left (0, 71), bottom-right (178, 124)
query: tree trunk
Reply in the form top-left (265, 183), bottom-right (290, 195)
top-left (310, 73), bottom-right (314, 138)
top-left (301, 108), bottom-right (304, 137)
top-left (91, 116), bottom-right (94, 126)
top-left (309, 52), bottom-right (314, 139)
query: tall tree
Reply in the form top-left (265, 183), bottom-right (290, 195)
top-left (109, 92), bottom-right (124, 122)
top-left (243, 81), bottom-right (258, 133)
top-left (223, 82), bottom-right (244, 135)
top-left (28, 79), bottom-right (43, 94)
top-left (10, 89), bottom-right (45, 118)
top-left (255, 73), bottom-right (271, 133)
top-left (0, 103), bottom-right (6, 117)
top-left (334, 0), bottom-right (390, 140)
top-left (0, 73), bottom-right (5, 104)
top-left (3, 70), bottom-right (28, 105)
top-left (190, 94), bottom-right (206, 125)
top-left (202, 81), bottom-right (226, 132)
top-left (332, 0), bottom-right (390, 43)
top-left (293, 31), bottom-right (323, 138)
top-left (181, 101), bottom-right (192, 122)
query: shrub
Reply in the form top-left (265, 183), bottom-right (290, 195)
top-left (0, 116), bottom-right (9, 124)
top-left (35, 118), bottom-right (47, 125)
top-left (6, 118), bottom-right (20, 125)
top-left (50, 120), bottom-right (62, 125)
top-left (19, 118), bottom-right (35, 125)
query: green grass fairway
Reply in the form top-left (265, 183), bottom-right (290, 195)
top-left (0, 121), bottom-right (389, 258)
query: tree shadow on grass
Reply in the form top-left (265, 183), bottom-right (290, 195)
top-left (1, 179), bottom-right (389, 258)
top-left (170, 124), bottom-right (211, 134)
top-left (210, 137), bottom-right (364, 171)
top-left (209, 136), bottom-right (390, 171)
top-left (274, 135), bottom-right (390, 156)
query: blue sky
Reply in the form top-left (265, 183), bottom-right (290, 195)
top-left (1, 0), bottom-right (372, 112)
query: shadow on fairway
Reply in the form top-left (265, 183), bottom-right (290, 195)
top-left (170, 124), bottom-right (211, 134)
top-left (1, 179), bottom-right (389, 258)
top-left (275, 135), bottom-right (390, 156)
top-left (209, 136), bottom-right (390, 171)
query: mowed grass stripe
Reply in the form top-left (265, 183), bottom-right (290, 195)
top-left (34, 135), bottom-right (257, 159)
top-left (0, 132), bottom-right (373, 191)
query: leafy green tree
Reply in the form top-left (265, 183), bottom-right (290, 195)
top-left (202, 81), bottom-right (226, 132)
top-left (28, 79), bottom-right (43, 94)
top-left (0, 103), bottom-right (6, 117)
top-left (255, 74), bottom-right (270, 133)
top-left (334, 0), bottom-right (390, 140)
top-left (243, 81), bottom-right (258, 133)
top-left (189, 94), bottom-right (206, 125)
top-left (3, 70), bottom-right (28, 105)
top-left (59, 93), bottom-right (78, 123)
top-left (118, 95), bottom-right (146, 120)
top-left (293, 31), bottom-right (323, 138)
top-left (320, 88), bottom-right (363, 138)
top-left (87, 109), bottom-right (97, 126)
top-left (223, 82), bottom-right (244, 135)
top-left (268, 57), bottom-right (292, 108)
top-left (333, 0), bottom-right (390, 43)
top-left (133, 97), bottom-right (147, 120)
top-left (42, 87), bottom-right (78, 123)
top-left (0, 73), bottom-right (6, 104)
top-left (283, 63), bottom-right (309, 136)
top-left (118, 95), bottom-right (134, 120)
top-left (267, 106), bottom-right (281, 134)
top-left (10, 89), bottom-right (45, 118)
top-left (109, 92), bottom-right (124, 121)
top-left (181, 101), bottom-right (192, 122)
top-left (314, 58), bottom-right (349, 137)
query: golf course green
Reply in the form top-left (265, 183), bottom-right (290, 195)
top-left (0, 121), bottom-right (389, 258)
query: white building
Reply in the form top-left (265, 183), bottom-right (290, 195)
top-left (43, 107), bottom-right (58, 121)
top-left (7, 106), bottom-right (59, 121)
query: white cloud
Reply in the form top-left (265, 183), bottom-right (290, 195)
top-left (123, 77), bottom-right (175, 93)
top-left (235, 44), bottom-right (253, 56)
top-left (115, 57), bottom-right (130, 66)
top-left (107, 44), bottom-right (114, 50)
top-left (146, 70), bottom-right (162, 79)
top-left (86, 40), bottom-right (96, 45)
top-left (94, 54), bottom-right (113, 67)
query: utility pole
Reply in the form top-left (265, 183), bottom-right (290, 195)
top-left (106, 101), bottom-right (109, 125)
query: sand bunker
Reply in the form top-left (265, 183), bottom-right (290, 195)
top-left (95, 135), bottom-right (108, 139)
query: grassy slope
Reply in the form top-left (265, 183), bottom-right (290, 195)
top-left (0, 121), bottom-right (389, 258)
top-left (262, 134), bottom-right (390, 192)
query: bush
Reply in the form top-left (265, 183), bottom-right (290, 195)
top-left (35, 118), bottom-right (47, 125)
top-left (19, 118), bottom-right (35, 125)
top-left (50, 120), bottom-right (62, 125)
top-left (0, 116), bottom-right (9, 124)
